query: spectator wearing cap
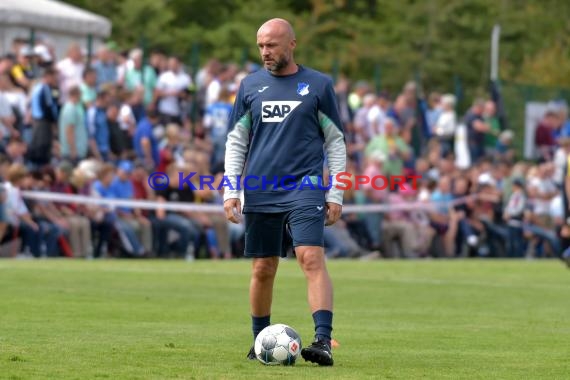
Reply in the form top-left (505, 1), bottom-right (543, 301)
top-left (59, 86), bottom-right (88, 164)
top-left (28, 67), bottom-right (59, 168)
top-left (33, 44), bottom-right (54, 73)
top-left (111, 160), bottom-right (153, 255)
top-left (9, 45), bottom-right (35, 91)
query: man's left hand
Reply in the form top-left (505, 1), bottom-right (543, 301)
top-left (325, 202), bottom-right (342, 226)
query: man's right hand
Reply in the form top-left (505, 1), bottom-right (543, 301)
top-left (224, 198), bottom-right (242, 224)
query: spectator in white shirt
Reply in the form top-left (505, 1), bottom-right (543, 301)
top-left (433, 94), bottom-right (456, 156)
top-left (155, 56), bottom-right (192, 124)
top-left (56, 43), bottom-right (85, 103)
top-left (353, 93), bottom-right (376, 142)
top-left (367, 92), bottom-right (390, 137)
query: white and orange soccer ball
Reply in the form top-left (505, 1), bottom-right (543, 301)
top-left (254, 324), bottom-right (302, 365)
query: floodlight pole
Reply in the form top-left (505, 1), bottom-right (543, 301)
top-left (490, 24), bottom-right (501, 82)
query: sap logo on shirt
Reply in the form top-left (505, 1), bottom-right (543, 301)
top-left (261, 101), bottom-right (302, 122)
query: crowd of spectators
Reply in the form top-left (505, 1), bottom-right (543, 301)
top-left (0, 37), bottom-right (568, 263)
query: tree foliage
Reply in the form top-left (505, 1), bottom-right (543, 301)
top-left (63, 0), bottom-right (570, 95)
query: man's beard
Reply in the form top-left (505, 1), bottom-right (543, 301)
top-left (266, 56), bottom-right (289, 73)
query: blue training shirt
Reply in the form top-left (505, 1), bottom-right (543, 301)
top-left (224, 65), bottom-right (346, 213)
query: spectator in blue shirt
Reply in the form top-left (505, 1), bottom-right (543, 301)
top-left (91, 91), bottom-right (111, 162)
top-left (133, 109), bottom-right (160, 168)
top-left (92, 45), bottom-right (118, 90)
top-left (111, 160), bottom-right (153, 254)
top-left (91, 163), bottom-right (145, 257)
top-left (204, 87), bottom-right (233, 169)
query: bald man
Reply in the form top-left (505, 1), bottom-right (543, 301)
top-left (223, 18), bottom-right (346, 366)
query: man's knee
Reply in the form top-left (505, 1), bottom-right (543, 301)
top-left (252, 258), bottom-right (279, 282)
top-left (296, 246), bottom-right (326, 274)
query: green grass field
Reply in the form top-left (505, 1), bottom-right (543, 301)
top-left (0, 259), bottom-right (568, 379)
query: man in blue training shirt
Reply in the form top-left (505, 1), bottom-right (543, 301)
top-left (223, 18), bottom-right (346, 366)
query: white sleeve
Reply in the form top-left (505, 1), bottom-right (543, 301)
top-left (223, 112), bottom-right (251, 201)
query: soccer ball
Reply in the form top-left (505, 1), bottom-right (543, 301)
top-left (254, 324), bottom-right (302, 365)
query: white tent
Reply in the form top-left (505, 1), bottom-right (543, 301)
top-left (0, 0), bottom-right (112, 61)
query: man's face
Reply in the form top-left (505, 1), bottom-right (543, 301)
top-left (86, 72), bottom-right (97, 86)
top-left (257, 26), bottom-right (295, 73)
top-left (69, 46), bottom-right (83, 62)
top-left (47, 73), bottom-right (58, 87)
top-left (439, 177), bottom-right (451, 193)
top-left (168, 58), bottom-right (179, 72)
top-left (484, 101), bottom-right (496, 116)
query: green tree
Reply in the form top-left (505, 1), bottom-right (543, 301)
top-left (61, 0), bottom-right (570, 93)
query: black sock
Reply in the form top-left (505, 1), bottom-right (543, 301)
top-left (252, 315), bottom-right (270, 341)
top-left (312, 310), bottom-right (333, 344)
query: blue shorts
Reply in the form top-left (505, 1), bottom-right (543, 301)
top-left (244, 204), bottom-right (326, 258)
